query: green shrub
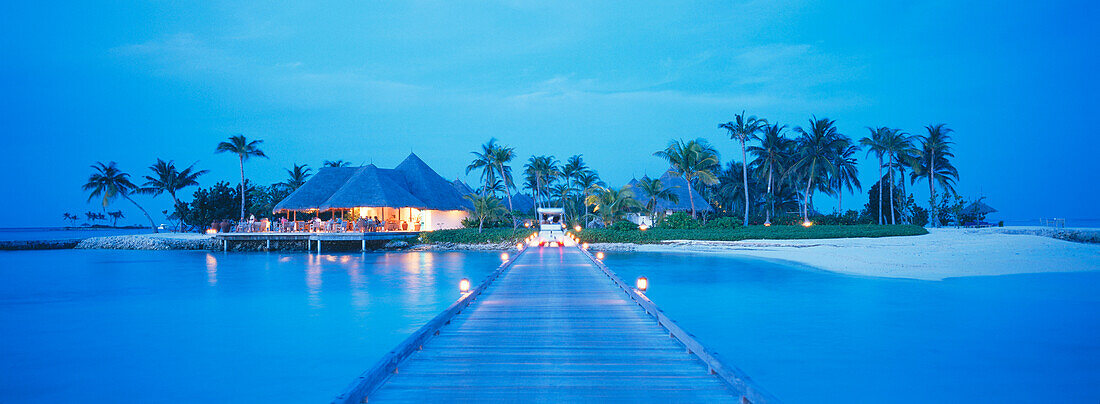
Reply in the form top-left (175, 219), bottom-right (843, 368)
top-left (657, 212), bottom-right (700, 229)
top-left (703, 217), bottom-right (740, 229)
top-left (609, 221), bottom-right (639, 231)
top-left (573, 225), bottom-right (928, 244)
top-left (419, 228), bottom-right (532, 244)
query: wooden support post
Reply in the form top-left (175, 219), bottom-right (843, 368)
top-left (317, 239), bottom-right (321, 253)
top-left (266, 239), bottom-right (270, 250)
top-left (361, 239), bottom-right (366, 252)
top-left (223, 239), bottom-right (227, 252)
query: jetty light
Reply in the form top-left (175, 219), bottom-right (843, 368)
top-left (764, 221), bottom-right (772, 227)
top-left (458, 278), bottom-right (471, 293)
top-left (638, 224), bottom-right (648, 231)
top-left (501, 252), bottom-right (509, 261)
top-left (596, 252), bottom-right (605, 260)
top-left (582, 242), bottom-right (589, 249)
top-left (517, 243), bottom-right (524, 250)
top-left (574, 225), bottom-right (582, 232)
top-left (524, 222), bottom-right (530, 228)
top-left (636, 276), bottom-right (648, 292)
top-left (802, 221), bottom-right (813, 227)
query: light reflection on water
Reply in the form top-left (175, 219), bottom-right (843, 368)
top-left (0, 249), bottom-right (499, 402)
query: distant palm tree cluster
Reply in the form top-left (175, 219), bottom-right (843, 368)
top-left (465, 114), bottom-right (958, 228)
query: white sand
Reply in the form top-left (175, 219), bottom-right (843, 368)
top-left (596, 228), bottom-right (1100, 280)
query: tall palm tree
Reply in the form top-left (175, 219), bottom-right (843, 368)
top-left (140, 159), bottom-right (208, 231)
top-left (912, 124), bottom-right (958, 226)
top-left (634, 177), bottom-right (679, 222)
top-left (719, 112), bottom-right (767, 226)
top-left (880, 129), bottom-right (915, 224)
top-left (832, 141), bottom-right (862, 212)
top-left (323, 160), bottom-right (351, 167)
top-left (83, 162), bottom-right (158, 232)
top-left (281, 164), bottom-right (313, 192)
top-left (524, 155), bottom-right (560, 209)
top-left (215, 135), bottom-right (267, 221)
top-left (748, 123), bottom-right (792, 224)
top-left (860, 127), bottom-right (891, 224)
top-left (653, 138), bottom-right (720, 219)
top-left (467, 139), bottom-right (501, 197)
top-left (489, 143), bottom-right (518, 228)
top-left (107, 210), bottom-right (125, 227)
top-left (789, 116), bottom-right (846, 222)
top-left (575, 170), bottom-right (603, 222)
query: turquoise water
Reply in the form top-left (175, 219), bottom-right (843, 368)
top-left (0, 227), bottom-right (151, 241)
top-left (605, 252), bottom-right (1100, 403)
top-left (0, 250), bottom-right (497, 402)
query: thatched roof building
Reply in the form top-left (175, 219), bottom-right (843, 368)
top-left (627, 173), bottom-right (714, 213)
top-left (273, 153), bottom-right (471, 230)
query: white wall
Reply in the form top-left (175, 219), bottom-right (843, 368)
top-left (425, 210), bottom-right (468, 231)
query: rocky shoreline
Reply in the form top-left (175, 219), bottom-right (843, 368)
top-left (0, 239), bottom-right (83, 250)
top-left (76, 235), bottom-right (218, 250)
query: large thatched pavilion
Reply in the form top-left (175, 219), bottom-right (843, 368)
top-left (273, 153), bottom-right (471, 231)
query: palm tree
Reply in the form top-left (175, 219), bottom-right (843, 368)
top-left (215, 135), bottom-right (268, 221)
top-left (323, 160), bottom-right (352, 167)
top-left (634, 177), bottom-right (679, 222)
top-left (140, 159), bottom-right (208, 231)
top-left (832, 141), bottom-right (862, 212)
top-left (107, 210), bottom-right (125, 227)
top-left (281, 164), bottom-right (313, 192)
top-left (654, 139), bottom-right (719, 219)
top-left (490, 142), bottom-right (518, 227)
top-left (789, 116), bottom-right (846, 222)
top-left (860, 127), bottom-right (891, 224)
top-left (575, 171), bottom-right (603, 222)
top-left (748, 123), bottom-right (792, 224)
top-left (584, 185), bottom-right (642, 225)
top-left (719, 112), bottom-right (767, 226)
top-left (62, 212), bottom-right (79, 226)
top-left (83, 162), bottom-right (158, 232)
top-left (912, 124), bottom-right (958, 226)
top-left (560, 155), bottom-right (589, 221)
top-left (465, 194), bottom-right (505, 233)
top-left (880, 129), bottom-right (915, 224)
top-left (524, 155), bottom-right (560, 209)
top-left (467, 140), bottom-right (500, 196)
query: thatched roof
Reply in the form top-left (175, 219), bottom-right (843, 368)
top-left (627, 173), bottom-right (714, 213)
top-left (273, 167), bottom-right (359, 211)
top-left (452, 179), bottom-right (476, 197)
top-left (273, 153), bottom-right (473, 212)
top-left (965, 199), bottom-right (997, 215)
top-left (395, 154), bottom-right (471, 211)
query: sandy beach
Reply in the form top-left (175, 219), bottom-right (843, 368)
top-left (593, 227), bottom-right (1100, 281)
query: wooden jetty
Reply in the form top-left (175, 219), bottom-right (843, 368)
top-left (333, 244), bottom-right (775, 403)
top-left (213, 232), bottom-right (418, 252)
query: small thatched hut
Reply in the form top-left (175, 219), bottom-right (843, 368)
top-left (273, 153), bottom-right (471, 231)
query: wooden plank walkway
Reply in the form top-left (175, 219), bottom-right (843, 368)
top-left (334, 245), bottom-right (775, 403)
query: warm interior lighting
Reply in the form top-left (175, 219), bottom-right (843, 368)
top-left (574, 225), bottom-right (582, 232)
top-left (205, 228), bottom-right (217, 235)
top-left (596, 252), bottom-right (605, 260)
top-left (802, 221), bottom-right (813, 227)
top-left (501, 252), bottom-right (509, 261)
top-left (458, 278), bottom-right (471, 293)
top-left (636, 276), bottom-right (648, 292)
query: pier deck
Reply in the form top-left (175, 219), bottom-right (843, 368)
top-left (335, 245), bottom-right (774, 403)
top-left (213, 231), bottom-right (418, 251)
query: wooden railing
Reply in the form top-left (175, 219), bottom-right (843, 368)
top-left (330, 247), bottom-right (527, 404)
top-left (577, 246), bottom-right (780, 404)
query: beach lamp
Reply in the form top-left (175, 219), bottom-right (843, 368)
top-left (458, 278), bottom-right (471, 293)
top-left (596, 252), bottom-right (605, 260)
top-left (802, 220), bottom-right (813, 227)
top-left (574, 225), bottom-right (582, 232)
top-left (638, 225), bottom-right (648, 231)
top-left (636, 276), bottom-right (648, 292)
top-left (582, 242), bottom-right (589, 249)
top-left (501, 252), bottom-right (509, 261)
top-left (524, 222), bottom-right (531, 228)
top-left (764, 221), bottom-right (772, 227)
top-left (517, 242), bottom-right (524, 250)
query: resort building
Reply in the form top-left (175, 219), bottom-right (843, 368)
top-left (273, 153), bottom-right (471, 231)
top-left (626, 173), bottom-right (713, 226)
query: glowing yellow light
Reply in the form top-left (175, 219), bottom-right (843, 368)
top-left (205, 228), bottom-right (217, 235)
top-left (459, 278), bottom-right (471, 293)
top-left (764, 222), bottom-right (772, 227)
top-left (501, 252), bottom-right (509, 261)
top-left (549, 241), bottom-right (559, 247)
top-left (802, 221), bottom-right (813, 227)
top-left (596, 252), bottom-right (605, 260)
top-left (636, 276), bottom-right (648, 292)
top-left (524, 222), bottom-right (530, 228)
top-left (582, 242), bottom-right (589, 249)
top-left (638, 225), bottom-right (648, 231)
top-left (517, 243), bottom-right (524, 250)
top-left (574, 225), bottom-right (582, 232)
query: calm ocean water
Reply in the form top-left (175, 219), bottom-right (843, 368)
top-left (0, 250), bottom-right (498, 402)
top-left (606, 252), bottom-right (1100, 403)
top-left (2, 249), bottom-right (1097, 403)
top-left (0, 227), bottom-right (152, 241)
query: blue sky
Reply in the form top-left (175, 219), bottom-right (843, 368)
top-left (2, 1), bottom-right (1097, 227)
